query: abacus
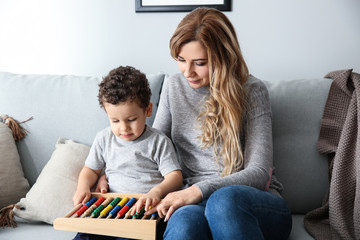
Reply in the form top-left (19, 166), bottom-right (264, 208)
top-left (53, 193), bottom-right (161, 240)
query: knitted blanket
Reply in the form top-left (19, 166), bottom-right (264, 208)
top-left (304, 69), bottom-right (360, 239)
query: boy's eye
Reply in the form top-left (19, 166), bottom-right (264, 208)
top-left (128, 118), bottom-right (136, 122)
top-left (112, 120), bottom-right (119, 123)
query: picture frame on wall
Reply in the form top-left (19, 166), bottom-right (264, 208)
top-left (135, 0), bottom-right (231, 12)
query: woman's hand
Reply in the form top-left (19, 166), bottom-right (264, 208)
top-left (147, 185), bottom-right (203, 222)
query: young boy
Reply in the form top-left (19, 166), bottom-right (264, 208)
top-left (73, 66), bottom-right (182, 218)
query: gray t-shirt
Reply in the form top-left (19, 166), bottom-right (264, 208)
top-left (153, 73), bottom-right (283, 199)
top-left (85, 125), bottom-right (181, 193)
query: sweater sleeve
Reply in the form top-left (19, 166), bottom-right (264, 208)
top-left (195, 79), bottom-right (274, 199)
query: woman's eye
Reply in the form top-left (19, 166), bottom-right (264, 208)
top-left (112, 120), bottom-right (119, 123)
top-left (177, 58), bottom-right (185, 62)
top-left (196, 62), bottom-right (207, 66)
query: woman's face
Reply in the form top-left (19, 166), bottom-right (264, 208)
top-left (177, 41), bottom-right (210, 89)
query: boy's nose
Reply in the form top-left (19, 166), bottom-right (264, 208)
top-left (119, 122), bottom-right (129, 131)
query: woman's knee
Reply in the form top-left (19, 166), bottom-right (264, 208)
top-left (164, 204), bottom-right (210, 240)
top-left (168, 205), bottom-right (203, 225)
top-left (206, 185), bottom-right (255, 213)
top-left (205, 185), bottom-right (290, 220)
top-left (205, 185), bottom-right (292, 240)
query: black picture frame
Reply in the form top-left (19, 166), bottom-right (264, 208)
top-left (135, 0), bottom-right (231, 13)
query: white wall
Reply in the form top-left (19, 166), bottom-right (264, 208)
top-left (0, 0), bottom-right (359, 80)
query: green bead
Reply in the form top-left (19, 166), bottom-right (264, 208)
top-left (110, 197), bottom-right (121, 206)
top-left (132, 208), bottom-right (145, 219)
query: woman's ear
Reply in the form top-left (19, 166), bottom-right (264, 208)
top-left (146, 102), bottom-right (153, 117)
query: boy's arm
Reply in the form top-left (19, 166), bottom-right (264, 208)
top-left (149, 170), bottom-right (183, 199)
top-left (73, 166), bottom-right (102, 206)
top-left (132, 170), bottom-right (183, 214)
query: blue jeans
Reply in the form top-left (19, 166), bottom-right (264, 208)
top-left (164, 185), bottom-right (292, 240)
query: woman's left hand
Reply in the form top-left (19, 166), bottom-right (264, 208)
top-left (147, 185), bottom-right (203, 222)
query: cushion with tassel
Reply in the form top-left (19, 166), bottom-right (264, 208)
top-left (0, 115), bottom-right (31, 226)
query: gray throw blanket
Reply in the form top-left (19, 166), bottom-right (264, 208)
top-left (304, 69), bottom-right (360, 239)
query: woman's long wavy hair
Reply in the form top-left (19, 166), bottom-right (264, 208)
top-left (170, 8), bottom-right (249, 176)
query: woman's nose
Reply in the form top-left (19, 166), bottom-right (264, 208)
top-left (183, 63), bottom-right (194, 78)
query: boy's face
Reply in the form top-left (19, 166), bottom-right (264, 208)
top-left (104, 100), bottom-right (152, 141)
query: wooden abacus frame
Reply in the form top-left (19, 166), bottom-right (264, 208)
top-left (53, 193), bottom-right (160, 240)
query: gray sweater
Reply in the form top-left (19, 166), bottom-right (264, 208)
top-left (153, 73), bottom-right (283, 199)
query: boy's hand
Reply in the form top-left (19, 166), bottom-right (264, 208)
top-left (72, 188), bottom-right (92, 206)
top-left (95, 174), bottom-right (108, 193)
top-left (137, 170), bottom-right (182, 220)
top-left (130, 191), bottom-right (161, 216)
top-left (73, 166), bottom-right (102, 206)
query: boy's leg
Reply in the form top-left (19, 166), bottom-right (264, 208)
top-left (73, 232), bottom-right (128, 240)
top-left (205, 185), bottom-right (292, 240)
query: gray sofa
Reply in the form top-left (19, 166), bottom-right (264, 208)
top-left (0, 70), bottom-right (332, 239)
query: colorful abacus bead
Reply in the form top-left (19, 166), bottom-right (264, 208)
top-left (116, 197), bottom-right (136, 218)
top-left (107, 197), bottom-right (129, 219)
top-left (91, 197), bottom-right (113, 218)
top-left (150, 212), bottom-right (158, 220)
top-left (99, 197), bottom-right (121, 218)
top-left (81, 197), bottom-right (105, 218)
top-left (132, 208), bottom-right (145, 219)
top-left (74, 197), bottom-right (97, 217)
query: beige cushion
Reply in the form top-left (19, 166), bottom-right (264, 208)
top-left (0, 122), bottom-right (30, 208)
top-left (14, 138), bottom-right (89, 224)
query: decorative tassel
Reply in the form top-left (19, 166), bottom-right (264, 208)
top-left (0, 115), bottom-right (33, 141)
top-left (0, 204), bottom-right (20, 228)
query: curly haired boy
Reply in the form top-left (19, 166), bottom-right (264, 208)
top-left (73, 66), bottom-right (182, 220)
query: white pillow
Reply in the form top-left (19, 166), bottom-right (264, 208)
top-left (0, 122), bottom-right (30, 208)
top-left (14, 138), bottom-right (89, 224)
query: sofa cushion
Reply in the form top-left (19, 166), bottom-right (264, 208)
top-left (289, 215), bottom-right (314, 239)
top-left (264, 78), bottom-right (332, 214)
top-left (0, 71), bottom-right (165, 186)
top-left (14, 138), bottom-right (89, 224)
top-left (0, 122), bottom-right (30, 208)
top-left (147, 72), bottom-right (165, 126)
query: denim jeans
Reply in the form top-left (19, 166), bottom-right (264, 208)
top-left (164, 185), bottom-right (292, 240)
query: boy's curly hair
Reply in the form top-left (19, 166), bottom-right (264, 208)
top-left (98, 66), bottom-right (151, 109)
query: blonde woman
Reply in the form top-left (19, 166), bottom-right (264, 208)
top-left (147, 7), bottom-right (292, 240)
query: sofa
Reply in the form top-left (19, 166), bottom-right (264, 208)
top-left (0, 70), bottom-right (332, 239)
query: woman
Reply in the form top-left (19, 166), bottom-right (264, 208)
top-left (147, 7), bottom-right (292, 240)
